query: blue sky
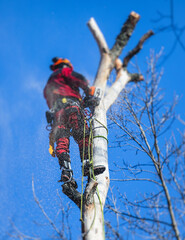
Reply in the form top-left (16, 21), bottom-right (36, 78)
top-left (0, 0), bottom-right (185, 239)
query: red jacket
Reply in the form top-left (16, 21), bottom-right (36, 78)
top-left (44, 66), bottom-right (89, 108)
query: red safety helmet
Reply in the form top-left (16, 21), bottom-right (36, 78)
top-left (50, 57), bottom-right (73, 71)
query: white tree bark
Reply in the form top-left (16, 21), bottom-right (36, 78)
top-left (62, 12), bottom-right (153, 240)
top-left (82, 14), bottom-right (142, 239)
top-left (104, 68), bottom-right (131, 111)
top-left (82, 18), bottom-right (111, 240)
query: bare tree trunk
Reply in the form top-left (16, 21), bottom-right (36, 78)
top-left (82, 19), bottom-right (111, 240)
top-left (62, 12), bottom-right (153, 240)
top-left (82, 13), bottom-right (149, 240)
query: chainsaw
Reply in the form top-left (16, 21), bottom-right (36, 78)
top-left (83, 86), bottom-right (103, 112)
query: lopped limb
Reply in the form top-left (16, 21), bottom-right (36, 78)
top-left (87, 17), bottom-right (111, 89)
top-left (123, 30), bottom-right (154, 67)
top-left (110, 11), bottom-right (140, 63)
top-left (129, 72), bottom-right (144, 82)
top-left (104, 67), bottom-right (131, 111)
top-left (62, 180), bottom-right (98, 209)
top-left (104, 70), bottom-right (143, 111)
top-left (62, 183), bottom-right (81, 209)
top-left (59, 14), bottom-right (154, 240)
top-left (87, 18), bottom-right (109, 54)
top-left (104, 30), bottom-right (153, 111)
top-left (87, 13), bottom-right (141, 89)
top-left (81, 14), bottom-right (145, 240)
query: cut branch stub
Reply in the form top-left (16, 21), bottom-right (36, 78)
top-left (128, 72), bottom-right (144, 83)
top-left (84, 179), bottom-right (98, 206)
top-left (87, 17), bottom-right (109, 54)
top-left (110, 11), bottom-right (140, 62)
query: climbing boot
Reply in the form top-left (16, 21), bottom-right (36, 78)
top-left (58, 153), bottom-right (78, 189)
top-left (60, 168), bottom-right (78, 189)
top-left (83, 160), bottom-right (106, 177)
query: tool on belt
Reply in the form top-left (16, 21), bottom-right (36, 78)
top-left (45, 86), bottom-right (103, 157)
top-left (45, 86), bottom-right (103, 125)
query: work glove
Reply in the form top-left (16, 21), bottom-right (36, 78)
top-left (83, 95), bottom-right (100, 108)
top-left (88, 86), bottom-right (96, 96)
top-left (84, 86), bottom-right (102, 107)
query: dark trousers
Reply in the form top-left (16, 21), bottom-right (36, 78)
top-left (52, 98), bottom-right (89, 164)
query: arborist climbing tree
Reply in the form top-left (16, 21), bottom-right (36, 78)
top-left (43, 11), bottom-right (154, 240)
top-left (43, 57), bottom-right (105, 189)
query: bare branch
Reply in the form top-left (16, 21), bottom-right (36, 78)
top-left (104, 29), bottom-right (153, 111)
top-left (107, 206), bottom-right (172, 227)
top-left (105, 221), bottom-right (123, 240)
top-left (111, 178), bottom-right (162, 186)
top-left (9, 220), bottom-right (40, 240)
top-left (32, 176), bottom-right (63, 238)
top-left (87, 18), bottom-right (109, 54)
top-left (123, 30), bottom-right (154, 67)
top-left (110, 11), bottom-right (140, 62)
top-left (108, 50), bottom-right (184, 239)
top-left (153, 0), bottom-right (185, 63)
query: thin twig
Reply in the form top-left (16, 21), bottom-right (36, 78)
top-left (32, 176), bottom-right (64, 238)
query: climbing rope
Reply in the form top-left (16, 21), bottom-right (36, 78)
top-left (80, 115), bottom-right (106, 239)
top-left (89, 118), bottom-right (105, 239)
top-left (80, 116), bottom-right (87, 222)
top-left (92, 117), bottom-right (108, 144)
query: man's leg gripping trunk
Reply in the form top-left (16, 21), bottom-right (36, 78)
top-left (66, 104), bottom-right (106, 177)
top-left (58, 152), bottom-right (78, 189)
